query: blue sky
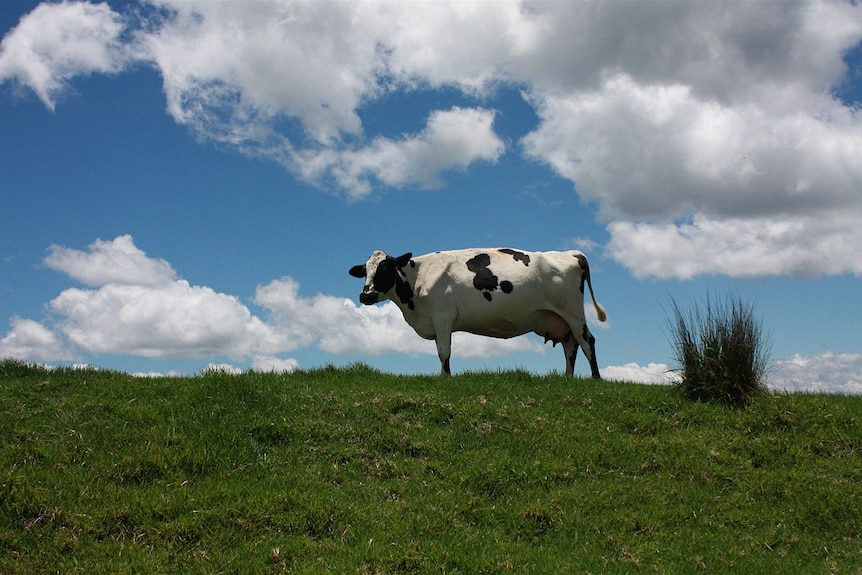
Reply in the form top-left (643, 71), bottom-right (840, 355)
top-left (1, 0), bottom-right (861, 392)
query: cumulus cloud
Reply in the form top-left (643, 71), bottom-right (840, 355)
top-left (602, 354), bottom-right (862, 395)
top-left (603, 362), bottom-right (677, 385)
top-left (516, 1), bottom-right (862, 279)
top-left (131, 1), bottom-right (507, 196)
top-left (0, 317), bottom-right (76, 362)
top-left (3, 0), bottom-right (862, 279)
top-left (38, 236), bottom-right (285, 359)
top-left (0, 1), bottom-right (508, 197)
top-left (50, 281), bottom-right (284, 359)
top-left (254, 277), bottom-right (423, 355)
top-left (327, 107), bottom-right (505, 198)
top-left (0, 0), bottom-right (127, 110)
top-left (251, 355), bottom-right (300, 374)
top-left (601, 354), bottom-right (862, 395)
top-left (510, 1), bottom-right (862, 97)
top-left (45, 235), bottom-right (176, 286)
top-left (138, 0), bottom-right (383, 144)
top-left (1, 235), bottom-right (540, 370)
top-left (606, 212), bottom-right (862, 279)
top-left (772, 353), bottom-right (862, 395)
top-left (524, 74), bottom-right (862, 278)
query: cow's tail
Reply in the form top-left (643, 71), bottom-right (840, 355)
top-left (585, 268), bottom-right (607, 323)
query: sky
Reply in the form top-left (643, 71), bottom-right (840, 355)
top-left (1, 0), bottom-right (861, 393)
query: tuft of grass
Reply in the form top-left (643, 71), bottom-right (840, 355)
top-left (667, 294), bottom-right (771, 408)
top-left (1, 359), bottom-right (860, 573)
top-left (0, 358), bottom-right (49, 379)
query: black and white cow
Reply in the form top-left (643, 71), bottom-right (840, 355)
top-left (349, 248), bottom-right (607, 377)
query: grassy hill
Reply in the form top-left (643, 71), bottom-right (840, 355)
top-left (1, 360), bottom-right (860, 573)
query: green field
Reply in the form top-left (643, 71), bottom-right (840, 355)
top-left (1, 360), bottom-right (860, 573)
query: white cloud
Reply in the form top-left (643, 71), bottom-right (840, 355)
top-left (251, 355), bottom-right (300, 374)
top-left (3, 1), bottom-right (862, 278)
top-left (454, 332), bottom-right (545, 360)
top-left (38, 235), bottom-right (290, 359)
top-left (603, 354), bottom-right (862, 395)
top-left (603, 362), bottom-right (677, 386)
top-left (0, 1), bottom-right (510, 196)
top-left (508, 1), bottom-right (861, 98)
top-left (772, 353), bottom-right (862, 395)
top-left (0, 317), bottom-right (75, 362)
top-left (516, 2), bottom-right (862, 279)
top-left (522, 72), bottom-right (862, 214)
top-left (134, 1), bottom-right (512, 195)
top-left (138, 0), bottom-right (383, 144)
top-left (49, 281), bottom-right (285, 359)
top-left (521, 69), bottom-right (862, 278)
top-left (0, 0), bottom-right (127, 110)
top-left (607, 212), bottom-right (862, 279)
top-left (327, 107), bottom-right (505, 197)
top-left (32, 235), bottom-right (286, 360)
top-left (379, 1), bottom-right (538, 92)
top-left (0, 236), bottom-right (540, 368)
top-left (45, 235), bottom-right (176, 287)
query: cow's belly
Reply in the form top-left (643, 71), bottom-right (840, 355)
top-left (455, 316), bottom-right (528, 338)
top-left (454, 309), bottom-right (571, 340)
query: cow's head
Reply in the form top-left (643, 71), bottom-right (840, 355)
top-left (349, 250), bottom-right (413, 306)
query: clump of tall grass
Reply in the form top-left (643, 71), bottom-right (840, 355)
top-left (667, 294), bottom-right (770, 408)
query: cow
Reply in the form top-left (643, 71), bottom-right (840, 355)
top-left (349, 248), bottom-right (607, 378)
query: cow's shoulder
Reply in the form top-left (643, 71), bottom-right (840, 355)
top-left (406, 251), bottom-right (462, 297)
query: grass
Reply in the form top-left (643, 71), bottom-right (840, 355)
top-left (1, 359), bottom-right (861, 573)
top-left (668, 294), bottom-right (771, 408)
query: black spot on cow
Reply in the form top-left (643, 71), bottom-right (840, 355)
top-left (467, 253), bottom-right (497, 290)
top-left (499, 248), bottom-right (530, 266)
top-left (466, 253), bottom-right (514, 302)
top-left (395, 273), bottom-right (415, 310)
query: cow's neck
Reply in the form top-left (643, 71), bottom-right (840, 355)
top-left (391, 264), bottom-right (416, 311)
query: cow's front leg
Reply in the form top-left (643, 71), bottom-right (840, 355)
top-left (435, 330), bottom-right (452, 375)
top-left (562, 333), bottom-right (579, 377)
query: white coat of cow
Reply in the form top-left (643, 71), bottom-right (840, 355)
top-left (349, 248), bottom-right (607, 377)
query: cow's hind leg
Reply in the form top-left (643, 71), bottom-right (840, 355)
top-left (579, 324), bottom-right (601, 379)
top-left (563, 323), bottom-right (601, 379)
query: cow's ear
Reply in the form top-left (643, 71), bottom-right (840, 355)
top-left (349, 264), bottom-right (366, 278)
top-left (394, 253), bottom-right (413, 268)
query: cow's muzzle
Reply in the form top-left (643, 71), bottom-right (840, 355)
top-left (359, 290), bottom-right (379, 305)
